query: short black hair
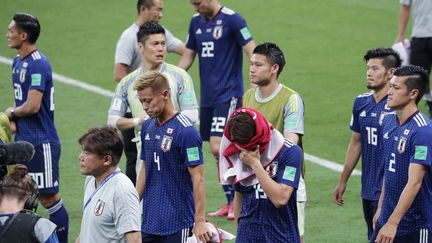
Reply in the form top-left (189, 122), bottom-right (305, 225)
top-left (253, 42), bottom-right (286, 77)
top-left (13, 13), bottom-right (40, 44)
top-left (137, 0), bottom-right (155, 15)
top-left (78, 126), bottom-right (123, 165)
top-left (364, 48), bottom-right (401, 70)
top-left (394, 65), bottom-right (429, 104)
top-left (228, 112), bottom-right (256, 144)
top-left (137, 21), bottom-right (165, 44)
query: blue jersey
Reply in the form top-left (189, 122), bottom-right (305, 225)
top-left (186, 6), bottom-right (253, 107)
top-left (140, 113), bottom-right (204, 235)
top-left (378, 111), bottom-right (432, 236)
top-left (350, 92), bottom-right (393, 200)
top-left (235, 140), bottom-right (302, 243)
top-left (11, 50), bottom-right (59, 145)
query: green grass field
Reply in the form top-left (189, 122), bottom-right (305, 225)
top-left (0, 1), bottom-right (424, 242)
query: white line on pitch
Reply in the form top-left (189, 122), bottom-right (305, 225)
top-left (0, 54), bottom-right (361, 176)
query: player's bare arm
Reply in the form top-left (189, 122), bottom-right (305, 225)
top-left (188, 164), bottom-right (211, 242)
top-left (237, 145), bottom-right (294, 208)
top-left (333, 131), bottom-right (361, 206)
top-left (177, 48), bottom-right (197, 71)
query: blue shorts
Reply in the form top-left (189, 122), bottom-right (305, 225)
top-left (200, 97), bottom-right (241, 141)
top-left (142, 227), bottom-right (193, 243)
top-left (26, 142), bottom-right (61, 195)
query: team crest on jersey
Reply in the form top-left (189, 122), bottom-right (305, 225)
top-left (265, 162), bottom-right (278, 178)
top-left (161, 135), bottom-right (173, 152)
top-left (94, 199), bottom-right (105, 216)
top-left (398, 137), bottom-right (407, 154)
top-left (213, 26), bottom-right (223, 39)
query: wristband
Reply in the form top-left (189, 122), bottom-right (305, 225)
top-left (132, 118), bottom-right (140, 127)
top-left (10, 108), bottom-right (16, 119)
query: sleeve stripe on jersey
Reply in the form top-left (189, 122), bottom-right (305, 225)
top-left (284, 140), bottom-right (295, 148)
top-left (32, 51), bottom-right (42, 60)
top-left (177, 113), bottom-right (192, 127)
top-left (289, 94), bottom-right (299, 112)
top-left (414, 114), bottom-right (427, 127)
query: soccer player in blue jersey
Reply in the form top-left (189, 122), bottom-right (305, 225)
top-left (4, 13), bottom-right (69, 243)
top-left (225, 110), bottom-right (302, 242)
top-left (333, 48), bottom-right (401, 240)
top-left (178, 0), bottom-right (256, 219)
top-left (134, 71), bottom-right (210, 242)
top-left (371, 65), bottom-right (432, 243)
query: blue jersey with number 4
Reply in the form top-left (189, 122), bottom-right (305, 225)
top-left (350, 92), bottom-right (392, 200)
top-left (140, 113), bottom-right (204, 235)
top-left (12, 50), bottom-right (59, 145)
top-left (379, 111), bottom-right (432, 236)
top-left (186, 6), bottom-right (253, 107)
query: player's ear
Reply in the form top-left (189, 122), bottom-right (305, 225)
top-left (387, 67), bottom-right (397, 79)
top-left (271, 63), bottom-right (279, 76)
top-left (103, 155), bottom-right (112, 166)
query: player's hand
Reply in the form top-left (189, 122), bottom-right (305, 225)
top-left (372, 209), bottom-right (381, 230)
top-left (332, 183), bottom-right (346, 206)
top-left (4, 107), bottom-right (13, 119)
top-left (192, 221), bottom-right (211, 242)
top-left (10, 121), bottom-right (17, 134)
top-left (236, 144), bottom-right (261, 169)
top-left (375, 222), bottom-right (396, 243)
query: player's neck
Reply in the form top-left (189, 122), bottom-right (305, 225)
top-left (17, 43), bottom-right (37, 59)
top-left (372, 85), bottom-right (389, 102)
top-left (257, 80), bottom-right (278, 99)
top-left (0, 197), bottom-right (24, 214)
top-left (396, 103), bottom-right (418, 124)
top-left (94, 166), bottom-right (117, 187)
top-left (207, 4), bottom-right (222, 20)
top-left (143, 60), bottom-right (162, 72)
top-left (157, 104), bottom-right (175, 125)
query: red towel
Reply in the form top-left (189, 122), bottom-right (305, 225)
top-left (223, 107), bottom-right (272, 156)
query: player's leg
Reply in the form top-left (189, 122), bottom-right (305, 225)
top-left (410, 37), bottom-right (432, 117)
top-left (200, 106), bottom-right (229, 217)
top-left (362, 199), bottom-right (378, 241)
top-left (27, 142), bottom-right (69, 243)
top-left (122, 112), bottom-right (138, 185)
top-left (207, 97), bottom-right (241, 220)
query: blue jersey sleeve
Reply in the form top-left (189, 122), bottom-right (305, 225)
top-left (28, 59), bottom-right (51, 93)
top-left (186, 17), bottom-right (197, 51)
top-left (180, 126), bottom-right (203, 167)
top-left (350, 97), bottom-right (361, 133)
top-left (140, 120), bottom-right (151, 161)
top-left (276, 144), bottom-right (302, 189)
top-left (230, 13), bottom-right (253, 47)
top-left (410, 126), bottom-right (432, 167)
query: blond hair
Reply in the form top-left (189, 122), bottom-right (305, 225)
top-left (134, 71), bottom-right (169, 94)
